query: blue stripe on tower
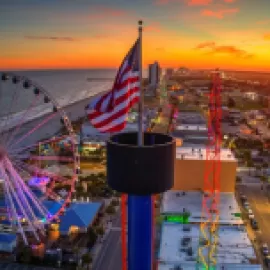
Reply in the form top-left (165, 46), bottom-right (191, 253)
top-left (128, 195), bottom-right (152, 270)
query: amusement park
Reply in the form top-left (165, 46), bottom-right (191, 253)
top-left (0, 72), bottom-right (112, 269)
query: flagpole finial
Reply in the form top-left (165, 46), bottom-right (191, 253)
top-left (138, 20), bottom-right (143, 31)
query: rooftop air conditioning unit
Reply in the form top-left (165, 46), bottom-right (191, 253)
top-left (183, 226), bottom-right (191, 232)
top-left (187, 247), bottom-right (193, 256)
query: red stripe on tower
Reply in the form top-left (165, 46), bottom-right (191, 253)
top-left (86, 39), bottom-right (140, 133)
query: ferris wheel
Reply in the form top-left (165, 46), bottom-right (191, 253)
top-left (0, 72), bottom-right (80, 246)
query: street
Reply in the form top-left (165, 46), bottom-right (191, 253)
top-left (237, 184), bottom-right (270, 268)
top-left (0, 263), bottom-right (58, 270)
top-left (93, 210), bottom-right (122, 270)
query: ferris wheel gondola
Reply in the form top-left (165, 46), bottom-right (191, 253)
top-left (0, 72), bottom-right (79, 246)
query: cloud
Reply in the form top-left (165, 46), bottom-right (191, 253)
top-left (188, 0), bottom-right (212, 6)
top-left (90, 6), bottom-right (130, 19)
top-left (144, 23), bottom-right (161, 32)
top-left (195, 41), bottom-right (253, 58)
top-left (257, 19), bottom-right (270, 25)
top-left (154, 0), bottom-right (235, 5)
top-left (263, 33), bottom-right (270, 40)
top-left (24, 36), bottom-right (78, 42)
top-left (201, 8), bottom-right (239, 18)
top-left (196, 41), bottom-right (216, 49)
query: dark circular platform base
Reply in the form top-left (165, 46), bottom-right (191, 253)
top-left (106, 132), bottom-right (175, 195)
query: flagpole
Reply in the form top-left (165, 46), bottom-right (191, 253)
top-left (127, 20), bottom-right (153, 270)
top-left (138, 20), bottom-right (144, 146)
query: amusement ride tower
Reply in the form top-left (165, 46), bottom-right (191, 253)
top-left (198, 70), bottom-right (222, 269)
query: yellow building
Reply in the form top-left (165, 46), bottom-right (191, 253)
top-left (174, 147), bottom-right (237, 192)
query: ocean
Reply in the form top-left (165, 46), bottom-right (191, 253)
top-left (0, 68), bottom-right (147, 118)
top-left (0, 69), bottom-right (146, 147)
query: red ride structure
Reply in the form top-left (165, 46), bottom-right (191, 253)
top-left (198, 69), bottom-right (222, 270)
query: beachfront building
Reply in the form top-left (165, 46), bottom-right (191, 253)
top-left (0, 233), bottom-right (17, 253)
top-left (47, 201), bottom-right (103, 236)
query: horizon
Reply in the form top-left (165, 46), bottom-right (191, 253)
top-left (3, 67), bottom-right (270, 74)
top-left (1, 0), bottom-right (270, 71)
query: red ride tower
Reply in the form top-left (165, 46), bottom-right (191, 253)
top-left (198, 69), bottom-right (222, 270)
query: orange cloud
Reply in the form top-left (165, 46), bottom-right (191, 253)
top-left (24, 36), bottom-right (79, 42)
top-left (188, 0), bottom-right (212, 6)
top-left (144, 23), bottom-right (161, 32)
top-left (263, 33), bottom-right (270, 40)
top-left (155, 0), bottom-right (235, 5)
top-left (257, 19), bottom-right (270, 25)
top-left (195, 41), bottom-right (216, 49)
top-left (195, 41), bottom-right (253, 58)
top-left (201, 8), bottom-right (239, 18)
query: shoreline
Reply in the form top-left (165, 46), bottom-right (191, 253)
top-left (4, 90), bottom-right (108, 151)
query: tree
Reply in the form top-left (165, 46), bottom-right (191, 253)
top-left (236, 176), bottom-right (242, 183)
top-left (227, 97), bottom-right (236, 108)
top-left (82, 253), bottom-right (92, 269)
top-left (260, 175), bottom-right (268, 182)
top-left (106, 205), bottom-right (116, 215)
top-left (95, 226), bottom-right (105, 236)
top-left (76, 185), bottom-right (84, 194)
top-left (87, 227), bottom-right (98, 247)
top-left (20, 246), bottom-right (32, 263)
top-left (111, 199), bottom-right (119, 206)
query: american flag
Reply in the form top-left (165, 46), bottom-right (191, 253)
top-left (86, 39), bottom-right (140, 133)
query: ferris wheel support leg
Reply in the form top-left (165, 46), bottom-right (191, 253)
top-left (7, 162), bottom-right (45, 234)
top-left (9, 160), bottom-right (49, 219)
top-left (1, 167), bottom-right (28, 245)
top-left (4, 170), bottom-right (41, 242)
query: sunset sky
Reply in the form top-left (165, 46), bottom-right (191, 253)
top-left (1, 0), bottom-right (270, 71)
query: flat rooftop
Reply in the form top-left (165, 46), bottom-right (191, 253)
top-left (176, 147), bottom-right (236, 162)
top-left (175, 125), bottom-right (207, 131)
top-left (158, 223), bottom-right (260, 268)
top-left (161, 191), bottom-right (243, 225)
top-left (176, 112), bottom-right (206, 125)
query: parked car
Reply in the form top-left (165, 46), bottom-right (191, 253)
top-left (240, 195), bottom-right (247, 202)
top-left (264, 255), bottom-right (270, 267)
top-left (251, 219), bottom-right (259, 230)
top-left (248, 213), bottom-right (255, 219)
top-left (243, 201), bottom-right (250, 210)
top-left (262, 244), bottom-right (269, 256)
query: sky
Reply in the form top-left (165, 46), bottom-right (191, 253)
top-left (1, 0), bottom-right (270, 71)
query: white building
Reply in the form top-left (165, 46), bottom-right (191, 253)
top-left (158, 190), bottom-right (261, 270)
top-left (148, 61), bottom-right (161, 86)
top-left (0, 233), bottom-right (17, 253)
top-left (244, 92), bottom-right (259, 101)
top-left (158, 223), bottom-right (261, 270)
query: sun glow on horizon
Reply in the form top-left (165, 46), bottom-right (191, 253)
top-left (1, 0), bottom-right (270, 71)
